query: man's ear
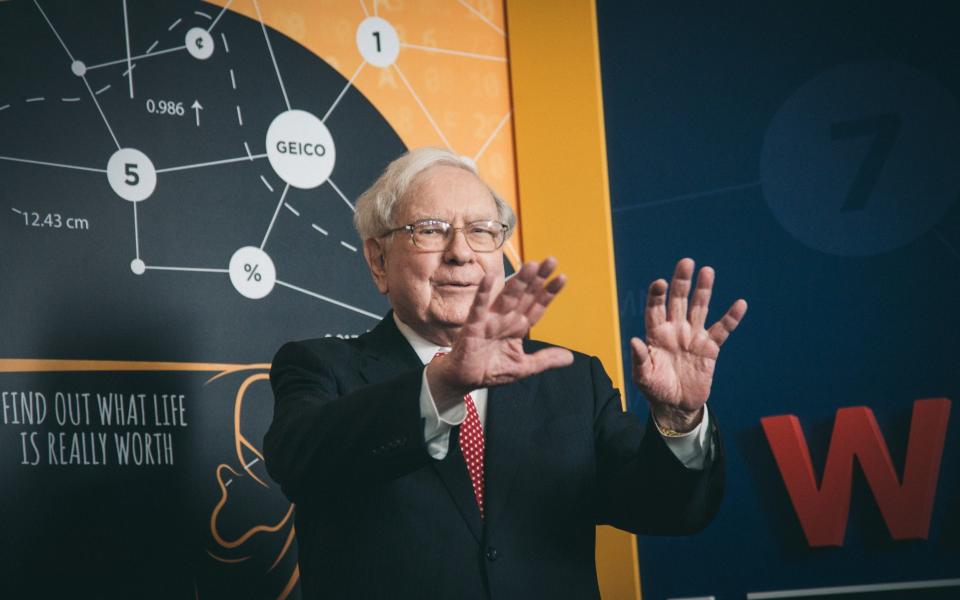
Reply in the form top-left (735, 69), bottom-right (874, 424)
top-left (363, 237), bottom-right (389, 295)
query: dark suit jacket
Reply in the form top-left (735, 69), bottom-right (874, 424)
top-left (264, 313), bottom-right (724, 599)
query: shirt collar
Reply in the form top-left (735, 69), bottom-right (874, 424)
top-left (393, 313), bottom-right (450, 365)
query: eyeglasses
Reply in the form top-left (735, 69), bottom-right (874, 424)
top-left (384, 219), bottom-right (508, 252)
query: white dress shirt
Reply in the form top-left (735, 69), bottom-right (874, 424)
top-left (393, 313), bottom-right (711, 469)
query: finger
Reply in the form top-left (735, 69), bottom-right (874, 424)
top-left (491, 260), bottom-right (538, 312)
top-left (523, 273), bottom-right (566, 327)
top-left (466, 270), bottom-right (498, 325)
top-left (707, 299), bottom-right (748, 347)
top-left (667, 258), bottom-right (695, 321)
top-left (645, 278), bottom-right (668, 331)
top-left (688, 266), bottom-right (715, 330)
top-left (630, 336), bottom-right (653, 383)
top-left (522, 347), bottom-right (574, 377)
top-left (514, 257), bottom-right (558, 316)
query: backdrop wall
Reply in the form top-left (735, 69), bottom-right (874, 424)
top-left (597, 1), bottom-right (960, 599)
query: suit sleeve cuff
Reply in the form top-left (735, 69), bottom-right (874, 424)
top-left (658, 405), bottom-right (712, 470)
top-left (419, 367), bottom-right (467, 459)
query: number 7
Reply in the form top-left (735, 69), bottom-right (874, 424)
top-left (830, 114), bottom-right (900, 211)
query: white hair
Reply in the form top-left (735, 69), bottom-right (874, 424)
top-left (353, 147), bottom-right (516, 241)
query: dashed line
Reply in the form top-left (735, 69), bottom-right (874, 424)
top-left (224, 478), bottom-right (233, 487)
top-left (61, 97), bottom-right (81, 102)
top-left (167, 18), bottom-right (182, 31)
top-left (284, 203), bottom-right (300, 216)
top-left (340, 241), bottom-right (358, 252)
top-left (244, 456), bottom-right (260, 469)
top-left (145, 40), bottom-right (159, 54)
top-left (26, 97), bottom-right (45, 103)
top-left (122, 64), bottom-right (136, 77)
top-left (236, 105), bottom-right (243, 126)
top-left (259, 174), bottom-right (274, 192)
top-left (221, 33), bottom-right (230, 54)
top-left (0, 105), bottom-right (9, 111)
top-left (229, 69), bottom-right (237, 90)
top-left (95, 85), bottom-right (111, 95)
top-left (311, 224), bottom-right (328, 236)
top-left (194, 10), bottom-right (212, 20)
top-left (11, 208), bottom-right (22, 215)
top-left (243, 142), bottom-right (253, 159)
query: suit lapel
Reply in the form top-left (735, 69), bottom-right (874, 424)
top-left (355, 313), bottom-right (485, 542)
top-left (431, 425), bottom-right (484, 541)
top-left (357, 311), bottom-right (422, 384)
top-left (483, 374), bottom-right (540, 529)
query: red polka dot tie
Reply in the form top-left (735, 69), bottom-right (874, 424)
top-left (434, 353), bottom-right (485, 517)
top-left (460, 392), bottom-right (485, 518)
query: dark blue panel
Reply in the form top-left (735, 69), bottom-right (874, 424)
top-left (597, 2), bottom-right (960, 598)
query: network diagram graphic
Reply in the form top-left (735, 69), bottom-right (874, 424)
top-left (2, 0), bottom-right (513, 326)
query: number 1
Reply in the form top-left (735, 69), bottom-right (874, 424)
top-left (372, 31), bottom-right (381, 52)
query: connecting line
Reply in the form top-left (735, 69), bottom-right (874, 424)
top-left (455, 0), bottom-right (505, 36)
top-left (393, 64), bottom-right (452, 150)
top-left (373, 0), bottom-right (378, 17)
top-left (327, 178), bottom-right (355, 212)
top-left (0, 155), bottom-right (106, 173)
top-left (85, 45), bottom-right (186, 71)
top-left (33, 0), bottom-right (76, 62)
top-left (122, 0), bottom-right (133, 98)
top-left (359, 0), bottom-right (369, 17)
top-left (208, 0), bottom-right (234, 32)
top-left (132, 202), bottom-right (140, 260)
top-left (473, 111), bottom-right (511, 162)
top-left (275, 280), bottom-right (381, 320)
top-left (612, 181), bottom-right (761, 213)
top-left (155, 153), bottom-right (266, 174)
top-left (261, 183), bottom-right (290, 250)
top-left (933, 227), bottom-right (960, 262)
top-left (399, 43), bottom-right (506, 62)
top-left (79, 74), bottom-right (120, 149)
top-left (322, 61), bottom-right (366, 123)
top-left (144, 265), bottom-right (229, 274)
top-left (252, 0), bottom-right (291, 111)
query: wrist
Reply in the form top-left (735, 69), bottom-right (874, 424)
top-left (650, 403), bottom-right (703, 435)
top-left (425, 362), bottom-right (470, 410)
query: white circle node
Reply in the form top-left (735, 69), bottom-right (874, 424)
top-left (107, 148), bottom-right (157, 202)
top-left (71, 60), bottom-right (87, 77)
top-left (130, 259), bottom-right (146, 275)
top-left (266, 110), bottom-right (336, 189)
top-left (229, 246), bottom-right (276, 300)
top-left (356, 17), bottom-right (400, 68)
top-left (185, 27), bottom-right (215, 60)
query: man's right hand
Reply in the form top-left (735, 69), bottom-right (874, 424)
top-left (426, 258), bottom-right (574, 403)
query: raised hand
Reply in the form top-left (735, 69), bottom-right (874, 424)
top-left (426, 258), bottom-right (574, 402)
top-left (631, 258), bottom-right (747, 432)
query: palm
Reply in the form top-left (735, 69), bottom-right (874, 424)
top-left (433, 258), bottom-right (573, 395)
top-left (632, 258), bottom-right (747, 420)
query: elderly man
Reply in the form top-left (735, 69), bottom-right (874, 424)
top-left (264, 148), bottom-right (747, 599)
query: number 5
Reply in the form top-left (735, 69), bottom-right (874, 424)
top-left (125, 163), bottom-right (140, 186)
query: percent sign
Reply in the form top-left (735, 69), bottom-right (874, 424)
top-left (244, 263), bottom-right (262, 282)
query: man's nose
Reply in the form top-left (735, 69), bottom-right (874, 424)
top-left (443, 228), bottom-right (474, 263)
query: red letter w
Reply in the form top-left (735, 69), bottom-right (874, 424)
top-left (761, 398), bottom-right (951, 547)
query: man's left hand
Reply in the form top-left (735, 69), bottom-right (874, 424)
top-left (631, 258), bottom-right (747, 433)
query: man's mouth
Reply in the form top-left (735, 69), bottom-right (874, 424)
top-left (434, 281), bottom-right (477, 288)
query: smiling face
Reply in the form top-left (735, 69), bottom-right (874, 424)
top-left (363, 164), bottom-right (506, 346)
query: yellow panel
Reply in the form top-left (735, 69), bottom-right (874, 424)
top-left (505, 1), bottom-right (641, 599)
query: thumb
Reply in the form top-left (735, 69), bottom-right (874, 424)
top-left (525, 347), bottom-right (574, 376)
top-left (630, 337), bottom-right (652, 382)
